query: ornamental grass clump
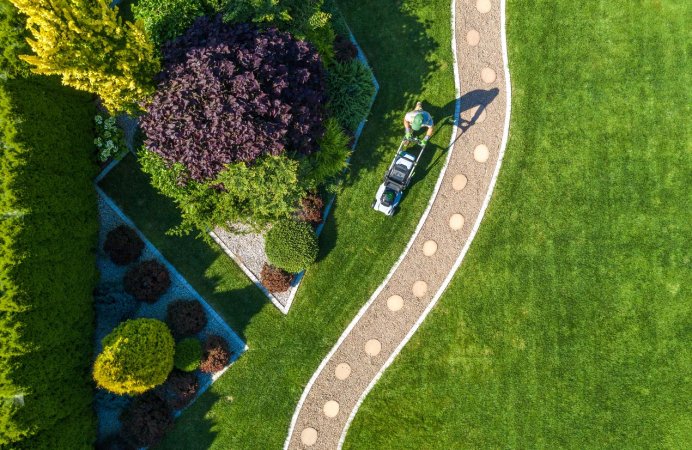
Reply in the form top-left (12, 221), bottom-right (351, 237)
top-left (265, 219), bottom-right (319, 273)
top-left (103, 225), bottom-right (144, 266)
top-left (93, 318), bottom-right (175, 395)
top-left (124, 259), bottom-right (170, 302)
top-left (141, 18), bottom-right (327, 181)
top-left (174, 338), bottom-right (202, 372)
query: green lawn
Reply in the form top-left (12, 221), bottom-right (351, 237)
top-left (344, 1), bottom-right (691, 448)
top-left (99, 0), bottom-right (455, 448)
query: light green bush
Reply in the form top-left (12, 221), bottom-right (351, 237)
top-left (265, 219), bottom-right (319, 273)
top-left (174, 338), bottom-right (202, 372)
top-left (93, 318), bottom-right (175, 395)
top-left (133, 0), bottom-right (208, 47)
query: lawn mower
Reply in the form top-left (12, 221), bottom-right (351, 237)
top-left (372, 137), bottom-right (428, 216)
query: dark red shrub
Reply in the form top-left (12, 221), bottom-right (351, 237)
top-left (142, 18), bottom-right (327, 181)
top-left (166, 299), bottom-right (207, 337)
top-left (123, 260), bottom-right (171, 303)
top-left (296, 192), bottom-right (325, 226)
top-left (119, 392), bottom-right (173, 448)
top-left (104, 225), bottom-right (144, 265)
top-left (200, 335), bottom-right (231, 373)
top-left (260, 264), bottom-right (294, 293)
top-left (334, 34), bottom-right (358, 63)
top-left (159, 370), bottom-right (200, 409)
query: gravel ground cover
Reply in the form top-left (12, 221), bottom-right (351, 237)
top-left (95, 191), bottom-right (246, 442)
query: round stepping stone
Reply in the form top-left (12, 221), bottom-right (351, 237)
top-left (466, 29), bottom-right (480, 46)
top-left (423, 240), bottom-right (438, 256)
top-left (474, 144), bottom-right (490, 163)
top-left (452, 174), bottom-right (467, 191)
top-left (301, 427), bottom-right (318, 446)
top-left (387, 295), bottom-right (404, 312)
top-left (364, 339), bottom-right (382, 356)
top-left (476, 0), bottom-right (492, 13)
top-left (449, 214), bottom-right (465, 231)
top-left (335, 363), bottom-right (351, 380)
top-left (481, 67), bottom-right (497, 84)
top-left (323, 400), bottom-right (340, 418)
top-left (412, 281), bottom-right (428, 298)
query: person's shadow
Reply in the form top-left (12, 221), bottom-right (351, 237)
top-left (403, 87), bottom-right (499, 193)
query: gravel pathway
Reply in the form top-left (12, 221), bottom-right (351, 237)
top-left (284, 0), bottom-right (511, 448)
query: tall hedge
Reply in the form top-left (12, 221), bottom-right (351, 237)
top-left (0, 75), bottom-right (98, 448)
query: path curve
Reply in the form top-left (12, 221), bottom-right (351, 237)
top-left (285, 1), bottom-right (511, 448)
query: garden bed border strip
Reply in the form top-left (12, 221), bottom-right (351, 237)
top-left (95, 186), bottom-right (249, 356)
top-left (208, 27), bottom-right (380, 315)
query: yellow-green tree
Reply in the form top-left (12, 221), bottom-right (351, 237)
top-left (10, 0), bottom-right (159, 113)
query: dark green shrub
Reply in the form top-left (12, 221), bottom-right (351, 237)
top-left (299, 118), bottom-right (351, 188)
top-left (0, 76), bottom-right (98, 447)
top-left (334, 34), bottom-right (358, 63)
top-left (133, 0), bottom-right (207, 47)
top-left (166, 300), bottom-right (207, 337)
top-left (160, 370), bottom-right (199, 409)
top-left (327, 60), bottom-right (375, 131)
top-left (265, 220), bottom-right (319, 273)
top-left (104, 225), bottom-right (144, 265)
top-left (174, 338), bottom-right (202, 372)
top-left (200, 335), bottom-right (232, 373)
top-left (119, 392), bottom-right (173, 448)
top-left (0, 0), bottom-right (30, 78)
top-left (93, 318), bottom-right (175, 395)
top-left (123, 260), bottom-right (171, 302)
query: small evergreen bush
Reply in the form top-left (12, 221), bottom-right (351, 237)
top-left (119, 392), bottom-right (173, 448)
top-left (265, 220), bottom-right (319, 273)
top-left (299, 118), bottom-right (351, 189)
top-left (260, 264), bottom-right (294, 293)
top-left (174, 338), bottom-right (202, 372)
top-left (124, 260), bottom-right (171, 302)
top-left (166, 299), bottom-right (207, 337)
top-left (104, 225), bottom-right (144, 265)
top-left (160, 370), bottom-right (199, 409)
top-left (327, 60), bottom-right (375, 131)
top-left (200, 335), bottom-right (232, 373)
top-left (93, 319), bottom-right (175, 395)
top-left (133, 0), bottom-right (207, 47)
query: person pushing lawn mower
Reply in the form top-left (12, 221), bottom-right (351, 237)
top-left (372, 102), bottom-right (434, 216)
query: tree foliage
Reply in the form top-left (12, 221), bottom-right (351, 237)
top-left (0, 76), bottom-right (98, 448)
top-left (93, 319), bottom-right (175, 395)
top-left (9, 0), bottom-right (160, 114)
top-left (141, 18), bottom-right (327, 181)
top-left (0, 0), bottom-right (29, 78)
top-left (133, 0), bottom-right (208, 47)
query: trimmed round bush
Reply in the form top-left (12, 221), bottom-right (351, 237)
top-left (200, 335), bottom-right (231, 373)
top-left (260, 263), bottom-right (294, 293)
top-left (104, 225), bottom-right (144, 265)
top-left (166, 299), bottom-right (207, 337)
top-left (123, 260), bottom-right (171, 302)
top-left (120, 392), bottom-right (173, 448)
top-left (174, 338), bottom-right (202, 372)
top-left (93, 318), bottom-right (175, 395)
top-left (160, 370), bottom-right (199, 409)
top-left (265, 220), bottom-right (319, 273)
